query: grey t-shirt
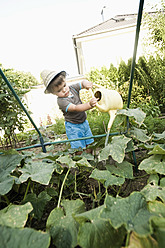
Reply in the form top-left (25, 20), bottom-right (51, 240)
top-left (57, 82), bottom-right (87, 124)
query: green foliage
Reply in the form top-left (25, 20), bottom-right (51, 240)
top-left (101, 192), bottom-right (153, 236)
top-left (46, 199), bottom-right (85, 248)
top-left (117, 59), bottom-right (130, 84)
top-left (18, 160), bottom-right (55, 185)
top-left (90, 168), bottom-right (125, 187)
top-left (87, 54), bottom-right (164, 114)
top-left (0, 153), bottom-right (23, 195)
top-left (0, 226), bottom-right (50, 248)
top-left (75, 205), bottom-right (126, 248)
top-left (141, 176), bottom-right (165, 202)
top-left (0, 7), bottom-right (165, 242)
top-left (0, 200), bottom-right (50, 247)
top-left (143, 1), bottom-right (165, 56)
top-left (52, 118), bottom-right (66, 134)
top-left (144, 116), bottom-right (165, 134)
top-left (3, 68), bottom-right (39, 89)
top-left (0, 66), bottom-right (39, 148)
top-left (0, 202), bottom-right (33, 228)
top-left (135, 55), bottom-right (165, 112)
top-left (0, 108), bottom-right (165, 247)
top-left (87, 109), bottom-right (110, 135)
top-left (109, 63), bottom-right (118, 84)
top-left (99, 135), bottom-right (131, 163)
top-left (87, 66), bottom-right (117, 89)
top-left (22, 192), bottom-right (52, 220)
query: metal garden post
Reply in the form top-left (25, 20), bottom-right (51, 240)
top-left (127, 0), bottom-right (144, 171)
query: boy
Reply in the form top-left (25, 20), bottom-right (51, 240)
top-left (41, 69), bottom-right (98, 153)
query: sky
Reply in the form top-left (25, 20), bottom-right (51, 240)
top-left (0, 0), bottom-right (161, 81)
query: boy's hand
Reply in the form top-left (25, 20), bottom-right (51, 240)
top-left (82, 80), bottom-right (93, 90)
top-left (89, 97), bottom-right (98, 108)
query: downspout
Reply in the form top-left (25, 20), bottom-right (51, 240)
top-left (72, 37), bottom-right (80, 74)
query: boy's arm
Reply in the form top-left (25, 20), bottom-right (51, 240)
top-left (67, 80), bottom-right (97, 112)
top-left (81, 80), bottom-right (93, 90)
top-left (68, 98), bottom-right (97, 112)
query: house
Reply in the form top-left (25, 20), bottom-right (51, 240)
top-left (72, 13), bottom-right (148, 74)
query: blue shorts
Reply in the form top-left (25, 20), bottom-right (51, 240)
top-left (65, 120), bottom-right (94, 149)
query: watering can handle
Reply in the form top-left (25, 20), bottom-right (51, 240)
top-left (89, 83), bottom-right (103, 97)
top-left (89, 88), bottom-right (100, 109)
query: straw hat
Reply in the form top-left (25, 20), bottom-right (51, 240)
top-left (41, 69), bottom-right (66, 94)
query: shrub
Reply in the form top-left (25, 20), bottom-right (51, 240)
top-left (0, 66), bottom-right (39, 148)
top-left (86, 55), bottom-right (164, 114)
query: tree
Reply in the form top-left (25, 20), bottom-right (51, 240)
top-left (109, 63), bottom-right (118, 85)
top-left (117, 60), bottom-right (130, 84)
top-left (135, 55), bottom-right (165, 112)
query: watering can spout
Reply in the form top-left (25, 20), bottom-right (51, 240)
top-left (89, 85), bottom-right (123, 146)
top-left (108, 109), bottom-right (117, 130)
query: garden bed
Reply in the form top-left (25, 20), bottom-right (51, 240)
top-left (0, 108), bottom-right (165, 248)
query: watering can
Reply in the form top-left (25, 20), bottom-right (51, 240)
top-left (89, 83), bottom-right (123, 146)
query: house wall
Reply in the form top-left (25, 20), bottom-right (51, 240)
top-left (74, 26), bottom-right (147, 74)
top-left (24, 86), bottom-right (62, 127)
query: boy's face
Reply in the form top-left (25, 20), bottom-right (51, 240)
top-left (50, 80), bottom-right (70, 97)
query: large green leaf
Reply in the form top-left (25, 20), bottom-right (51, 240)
top-left (128, 232), bottom-right (158, 248)
top-left (138, 143), bottom-right (155, 150)
top-left (73, 152), bottom-right (94, 162)
top-left (130, 127), bottom-right (151, 143)
top-left (125, 139), bottom-right (136, 152)
top-left (117, 108), bottom-right (146, 126)
top-left (89, 168), bottom-right (125, 187)
top-left (101, 192), bottom-right (153, 236)
top-left (0, 226), bottom-right (50, 248)
top-left (148, 201), bottom-right (165, 218)
top-left (160, 177), bottom-right (165, 187)
top-left (153, 131), bottom-right (165, 141)
top-left (106, 160), bottom-right (134, 179)
top-left (18, 160), bottom-right (55, 185)
top-left (22, 191), bottom-right (52, 219)
top-left (0, 153), bottom-right (22, 195)
top-left (139, 155), bottom-right (165, 175)
top-left (57, 155), bottom-right (76, 168)
top-left (35, 152), bottom-right (64, 174)
top-left (0, 175), bottom-right (15, 196)
top-left (150, 216), bottom-right (165, 248)
top-left (109, 135), bottom-right (131, 163)
top-left (0, 202), bottom-right (33, 228)
top-left (61, 199), bottom-right (85, 216)
top-left (98, 144), bottom-right (111, 161)
top-left (99, 135), bottom-right (131, 163)
top-left (74, 206), bottom-right (126, 248)
top-left (141, 182), bottom-right (165, 202)
top-left (147, 174), bottom-right (159, 185)
top-left (35, 151), bottom-right (60, 161)
top-left (148, 144), bottom-right (165, 155)
top-left (46, 199), bottom-right (85, 248)
top-left (76, 157), bottom-right (93, 168)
